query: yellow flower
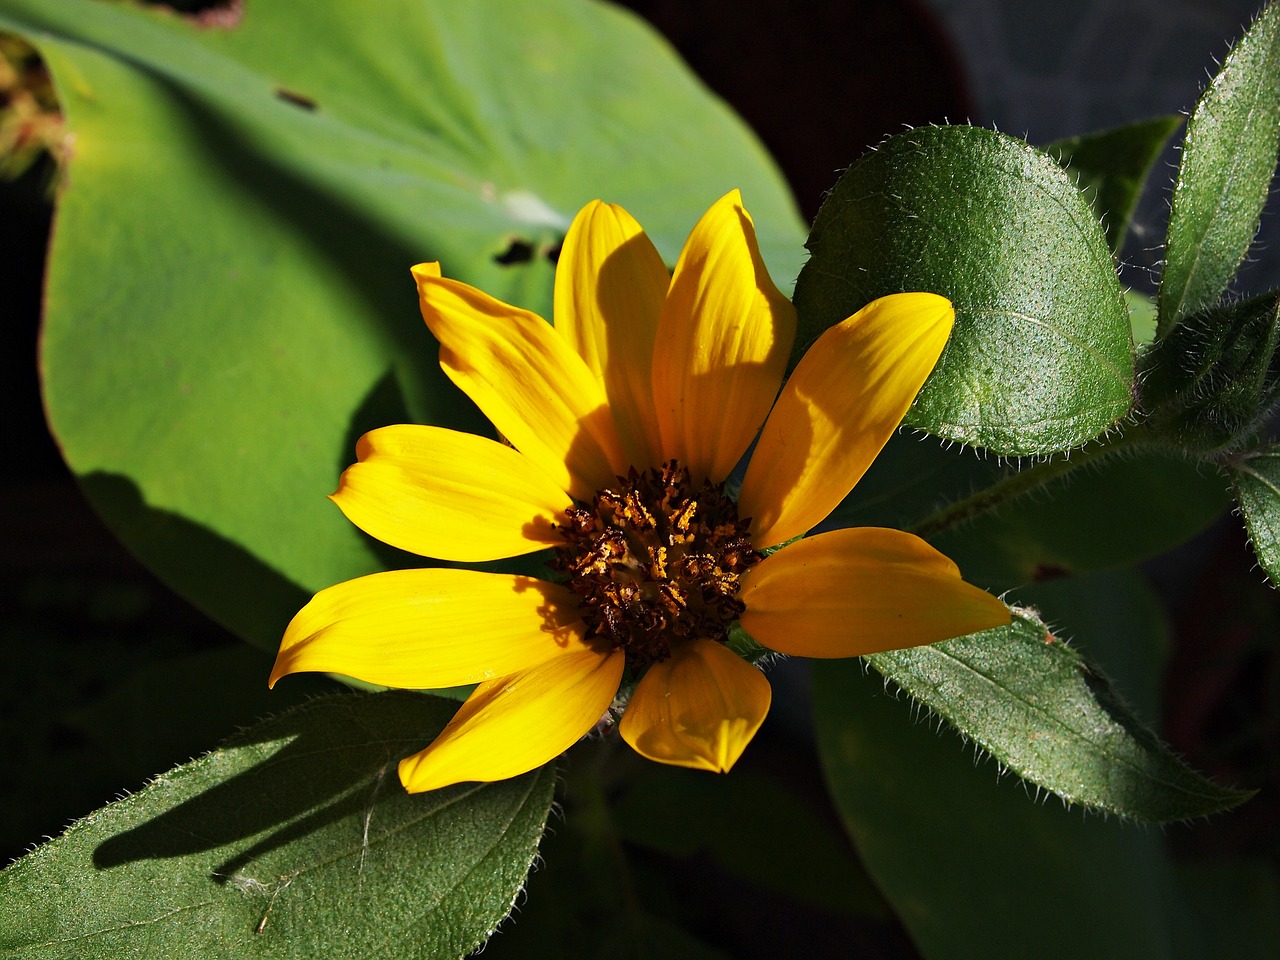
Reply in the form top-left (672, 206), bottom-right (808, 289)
top-left (270, 191), bottom-right (1010, 792)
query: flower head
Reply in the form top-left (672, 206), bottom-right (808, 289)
top-left (270, 191), bottom-right (1010, 792)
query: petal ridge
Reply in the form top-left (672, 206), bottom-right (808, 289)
top-left (738, 527), bottom-right (1010, 658)
top-left (619, 638), bottom-right (771, 772)
top-left (398, 648), bottom-right (624, 792)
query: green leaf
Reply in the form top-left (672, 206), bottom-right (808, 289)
top-left (822, 433), bottom-right (1230, 592)
top-left (794, 125), bottom-right (1134, 455)
top-left (1142, 291), bottom-right (1280, 454)
top-left (0, 0), bottom-right (805, 648)
top-left (814, 657), bottom-right (1189, 960)
top-left (861, 610), bottom-right (1250, 820)
top-left (0, 692), bottom-right (555, 959)
top-left (1229, 446), bottom-right (1280, 584)
top-left (612, 765), bottom-right (886, 920)
top-left (929, 450), bottom-right (1230, 590)
top-left (1049, 115), bottom-right (1183, 254)
top-left (1159, 1), bottom-right (1280, 333)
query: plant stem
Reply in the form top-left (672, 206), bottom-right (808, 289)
top-left (907, 430), bottom-right (1150, 541)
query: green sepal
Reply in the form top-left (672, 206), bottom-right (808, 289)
top-left (862, 610), bottom-right (1252, 821)
top-left (1141, 290), bottom-right (1280, 454)
top-left (1159, 1), bottom-right (1280, 333)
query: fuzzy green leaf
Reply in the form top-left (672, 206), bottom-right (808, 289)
top-left (1229, 446), bottom-right (1280, 584)
top-left (0, 0), bottom-right (804, 649)
top-left (795, 125), bottom-right (1134, 455)
top-left (822, 433), bottom-right (1229, 593)
top-left (0, 692), bottom-right (555, 959)
top-left (1049, 115), bottom-right (1183, 254)
top-left (861, 611), bottom-right (1250, 820)
top-left (1159, 1), bottom-right (1280, 333)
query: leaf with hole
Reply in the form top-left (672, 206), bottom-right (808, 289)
top-left (0, 0), bottom-right (805, 649)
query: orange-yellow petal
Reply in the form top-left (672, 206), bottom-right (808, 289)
top-left (270, 570), bottom-right (587, 689)
top-left (554, 200), bottom-right (668, 469)
top-left (651, 191), bottom-right (797, 483)
top-left (398, 648), bottom-right (624, 792)
top-left (412, 262), bottom-right (626, 500)
top-left (738, 527), bottom-right (1010, 657)
top-left (739, 293), bottom-right (954, 549)
top-left (331, 424), bottom-right (572, 562)
top-left (619, 638), bottom-right (771, 773)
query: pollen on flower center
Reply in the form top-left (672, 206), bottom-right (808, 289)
top-left (552, 460), bottom-right (760, 669)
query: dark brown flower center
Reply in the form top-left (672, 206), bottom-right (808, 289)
top-left (552, 460), bottom-right (759, 669)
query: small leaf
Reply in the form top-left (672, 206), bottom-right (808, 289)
top-left (862, 610), bottom-right (1250, 820)
top-left (1229, 446), bottom-right (1280, 584)
top-left (1049, 115), bottom-right (1183, 254)
top-left (795, 125), bottom-right (1134, 455)
top-left (1159, 1), bottom-right (1280, 333)
top-left (0, 692), bottom-right (555, 959)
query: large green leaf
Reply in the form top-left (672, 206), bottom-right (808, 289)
top-left (0, 0), bottom-right (805, 648)
top-left (793, 125), bottom-right (1134, 455)
top-left (1229, 446), bottom-right (1280, 584)
top-left (0, 692), bottom-right (555, 959)
top-left (814, 657), bottom-right (1190, 960)
top-left (861, 610), bottom-right (1249, 820)
top-left (1159, 1), bottom-right (1280, 333)
top-left (1048, 115), bottom-right (1183, 255)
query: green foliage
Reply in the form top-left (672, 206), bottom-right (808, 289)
top-left (861, 609), bottom-right (1249, 821)
top-left (0, 692), bottom-right (556, 959)
top-left (1230, 446), bottom-right (1280, 584)
top-left (1049, 115), bottom-right (1184, 254)
top-left (814, 658), bottom-right (1241, 960)
top-left (1143, 291), bottom-right (1280, 453)
top-left (1159, 2), bottom-right (1280, 333)
top-left (0, 0), bottom-right (805, 649)
top-left (825, 433), bottom-right (1230, 592)
top-left (794, 125), bottom-right (1134, 455)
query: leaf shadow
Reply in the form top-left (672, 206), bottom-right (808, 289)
top-left (92, 691), bottom-right (456, 876)
top-left (79, 472), bottom-right (312, 651)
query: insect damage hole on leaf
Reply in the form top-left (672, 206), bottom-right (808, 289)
top-left (275, 87), bottom-right (317, 111)
top-left (493, 237), bottom-right (535, 265)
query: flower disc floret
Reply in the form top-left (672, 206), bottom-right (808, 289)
top-left (553, 459), bottom-right (759, 669)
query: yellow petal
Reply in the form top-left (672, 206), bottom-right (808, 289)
top-left (739, 293), bottom-right (954, 549)
top-left (270, 570), bottom-right (588, 689)
top-left (330, 424), bottom-right (572, 562)
top-left (651, 191), bottom-right (797, 483)
top-left (412, 263), bottom-right (626, 500)
top-left (398, 648), bottom-right (624, 792)
top-left (738, 527), bottom-right (1011, 657)
top-left (619, 638), bottom-right (771, 773)
top-left (554, 200), bottom-right (668, 469)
